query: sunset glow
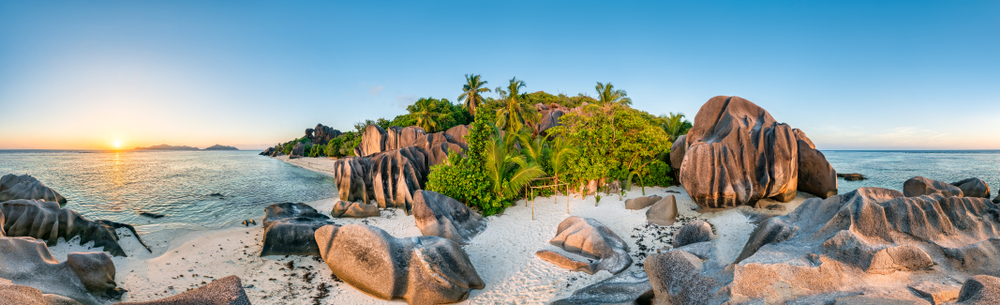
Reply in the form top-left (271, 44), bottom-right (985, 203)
top-left (113, 140), bottom-right (121, 149)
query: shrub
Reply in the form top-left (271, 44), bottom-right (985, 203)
top-left (645, 159), bottom-right (674, 187)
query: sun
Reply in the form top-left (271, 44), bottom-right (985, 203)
top-left (113, 140), bottom-right (122, 149)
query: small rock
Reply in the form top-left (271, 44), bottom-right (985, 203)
top-left (139, 212), bottom-right (165, 219)
top-left (672, 220), bottom-right (713, 248)
top-left (625, 195), bottom-right (662, 210)
top-left (909, 281), bottom-right (960, 305)
top-left (837, 173), bottom-right (867, 181)
top-left (646, 195), bottom-right (678, 226)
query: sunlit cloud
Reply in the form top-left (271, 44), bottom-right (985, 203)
top-left (369, 85), bottom-right (383, 96)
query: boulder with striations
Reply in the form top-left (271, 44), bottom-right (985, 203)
top-left (368, 146), bottom-right (429, 213)
top-left (259, 202), bottom-right (334, 256)
top-left (951, 178), bottom-right (992, 199)
top-left (354, 124), bottom-right (469, 166)
top-left (903, 176), bottom-right (963, 197)
top-left (0, 174), bottom-right (67, 205)
top-left (669, 135), bottom-right (686, 172)
top-left (535, 217), bottom-right (632, 275)
top-left (330, 200), bottom-right (380, 218)
top-left (412, 190), bottom-right (487, 244)
top-left (0, 236), bottom-right (123, 305)
top-left (289, 142), bottom-right (305, 159)
top-left (679, 96), bottom-right (800, 209)
top-left (117, 275), bottom-right (250, 305)
top-left (332, 157), bottom-right (372, 204)
top-left (314, 224), bottom-right (484, 304)
top-left (305, 123), bottom-right (341, 145)
top-left (0, 199), bottom-right (149, 257)
top-left (794, 129), bottom-right (838, 198)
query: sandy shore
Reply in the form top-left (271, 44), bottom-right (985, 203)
top-left (46, 156), bottom-right (813, 304)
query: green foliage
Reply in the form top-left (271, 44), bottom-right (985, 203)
top-left (458, 74), bottom-right (491, 117)
top-left (405, 97), bottom-right (472, 133)
top-left (524, 91), bottom-right (596, 109)
top-left (645, 159), bottom-right (673, 187)
top-left (483, 125), bottom-right (546, 200)
top-left (426, 114), bottom-right (504, 215)
top-left (659, 112), bottom-right (693, 142)
top-left (322, 131), bottom-right (360, 158)
top-left (494, 77), bottom-right (539, 133)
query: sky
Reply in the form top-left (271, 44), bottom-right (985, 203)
top-left (1, 1), bottom-right (998, 150)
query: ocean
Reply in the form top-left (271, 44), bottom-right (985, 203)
top-left (0, 150), bottom-right (337, 234)
top-left (1, 150), bottom-right (997, 235)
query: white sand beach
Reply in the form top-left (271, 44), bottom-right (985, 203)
top-left (46, 156), bottom-right (813, 304)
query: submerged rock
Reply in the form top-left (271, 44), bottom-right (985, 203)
top-left (0, 237), bottom-right (122, 305)
top-left (330, 200), bottom-right (380, 218)
top-left (624, 195), bottom-right (661, 210)
top-left (314, 224), bottom-right (484, 304)
top-left (0, 174), bottom-right (67, 205)
top-left (646, 195), bottom-right (678, 226)
top-left (138, 212), bottom-right (164, 219)
top-left (903, 176), bottom-right (964, 197)
top-left (550, 271), bottom-right (653, 305)
top-left (259, 202), bottom-right (333, 256)
top-left (0, 199), bottom-right (149, 257)
top-left (679, 96), bottom-right (800, 209)
top-left (838, 173), bottom-right (868, 181)
top-left (412, 190), bottom-right (486, 244)
top-left (951, 178), bottom-right (992, 199)
top-left (117, 275), bottom-right (250, 305)
top-left (536, 217), bottom-right (632, 275)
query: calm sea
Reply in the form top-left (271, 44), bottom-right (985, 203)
top-left (825, 150), bottom-right (1000, 198)
top-left (0, 150), bottom-right (337, 233)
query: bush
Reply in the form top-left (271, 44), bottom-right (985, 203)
top-left (645, 159), bottom-right (674, 187)
top-left (425, 114), bottom-right (508, 215)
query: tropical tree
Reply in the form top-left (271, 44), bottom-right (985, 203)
top-left (458, 74), bottom-right (491, 117)
top-left (594, 82), bottom-right (632, 107)
top-left (495, 77), bottom-right (539, 132)
top-left (408, 97), bottom-right (453, 132)
top-left (483, 125), bottom-right (545, 200)
top-left (547, 136), bottom-right (579, 191)
top-left (661, 112), bottom-right (693, 142)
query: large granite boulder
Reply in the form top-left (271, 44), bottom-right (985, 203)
top-left (680, 96), bottom-right (800, 209)
top-left (314, 224), bottom-right (484, 304)
top-left (412, 191), bottom-right (486, 244)
top-left (669, 134), bottom-right (686, 172)
top-left (536, 108), bottom-right (565, 137)
top-left (369, 146), bottom-right (429, 212)
top-left (332, 157), bottom-right (372, 204)
top-left (305, 123), bottom-right (341, 145)
top-left (354, 124), bottom-right (469, 166)
top-left (0, 278), bottom-right (50, 305)
top-left (118, 275), bottom-right (250, 305)
top-left (289, 142), bottom-right (306, 159)
top-left (794, 129), bottom-right (838, 198)
top-left (0, 174), bottom-right (67, 205)
top-left (645, 250), bottom-right (719, 305)
top-left (259, 202), bottom-right (334, 256)
top-left (624, 195), bottom-right (661, 210)
top-left (646, 195), bottom-right (678, 226)
top-left (903, 176), bottom-right (963, 197)
top-left (671, 186), bottom-right (1000, 304)
top-left (0, 199), bottom-right (148, 257)
top-left (330, 200), bottom-right (380, 218)
top-left (955, 275), bottom-right (1000, 304)
top-left (535, 217), bottom-right (632, 275)
top-left (0, 237), bottom-right (122, 305)
top-left (672, 220), bottom-right (714, 248)
top-left (550, 271), bottom-right (653, 305)
top-left (952, 178), bottom-right (992, 199)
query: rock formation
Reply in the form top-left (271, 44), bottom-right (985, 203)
top-left (314, 224), bottom-right (484, 304)
top-left (646, 195), bottom-right (678, 226)
top-left (951, 178), bottom-right (992, 199)
top-left (117, 275), bottom-right (251, 305)
top-left (671, 220), bottom-right (713, 248)
top-left (669, 135), bottom-right (686, 172)
top-left (675, 96), bottom-right (838, 209)
top-left (330, 200), bottom-right (380, 218)
top-left (624, 195), bottom-right (661, 210)
top-left (332, 146), bottom-right (433, 214)
top-left (535, 217), bottom-right (632, 275)
top-left (305, 123), bottom-right (341, 145)
top-left (645, 185), bottom-right (1000, 304)
top-left (0, 237), bottom-right (123, 305)
top-left (0, 174), bottom-right (66, 205)
top-left (0, 199), bottom-right (149, 257)
top-left (353, 124), bottom-right (469, 166)
top-left (903, 176), bottom-right (963, 197)
top-left (332, 157), bottom-right (372, 204)
top-left (259, 202), bottom-right (334, 256)
top-left (412, 190), bottom-right (487, 244)
top-left (0, 278), bottom-right (51, 305)
top-left (550, 271), bottom-right (653, 305)
top-left (955, 275), bottom-right (1000, 304)
top-left (838, 173), bottom-right (867, 181)
top-left (289, 142), bottom-right (305, 159)
top-left (536, 107), bottom-right (566, 137)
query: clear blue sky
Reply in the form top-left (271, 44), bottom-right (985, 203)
top-left (1, 1), bottom-right (998, 150)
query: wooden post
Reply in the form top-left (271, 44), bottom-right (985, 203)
top-left (531, 188), bottom-right (535, 220)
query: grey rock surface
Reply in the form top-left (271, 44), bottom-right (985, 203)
top-left (536, 217), bottom-right (632, 275)
top-left (550, 271), bottom-right (652, 305)
top-left (0, 174), bottom-right (67, 205)
top-left (0, 278), bottom-right (50, 305)
top-left (671, 220), bottom-right (714, 248)
top-left (951, 178), bottom-right (992, 199)
top-left (330, 200), bottom-right (380, 218)
top-left (680, 96), bottom-right (800, 209)
top-left (794, 129), bottom-right (838, 199)
top-left (412, 190), bottom-right (486, 244)
top-left (0, 199), bottom-right (148, 257)
top-left (645, 195), bottom-right (678, 226)
top-left (955, 275), bottom-right (1000, 304)
top-left (669, 134), bottom-right (687, 174)
top-left (289, 142), bottom-right (305, 159)
top-left (117, 275), bottom-right (251, 305)
top-left (305, 123), bottom-right (341, 145)
top-left (259, 202), bottom-right (333, 256)
top-left (903, 176), bottom-right (963, 197)
top-left (624, 195), bottom-right (661, 210)
top-left (645, 250), bottom-right (718, 305)
top-left (314, 224), bottom-right (484, 305)
top-left (0, 237), bottom-right (121, 305)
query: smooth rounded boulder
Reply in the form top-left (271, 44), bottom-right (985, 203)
top-left (412, 190), bottom-right (486, 244)
top-left (536, 217), bottom-right (632, 275)
top-left (680, 96), bottom-right (799, 209)
top-left (624, 195), bottom-right (661, 210)
top-left (259, 202), bottom-right (334, 256)
top-left (314, 224), bottom-right (484, 304)
top-left (646, 195), bottom-right (678, 226)
top-left (0, 237), bottom-right (122, 305)
top-left (0, 174), bottom-right (67, 205)
top-left (794, 129), bottom-right (838, 199)
top-left (672, 220), bottom-right (714, 248)
top-left (330, 200), bottom-right (380, 218)
top-left (903, 176), bottom-right (963, 197)
top-left (951, 178), bottom-right (991, 199)
top-left (117, 275), bottom-right (250, 305)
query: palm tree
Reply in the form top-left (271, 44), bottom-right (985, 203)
top-left (661, 112), bottom-right (693, 142)
top-left (410, 98), bottom-right (451, 132)
top-left (495, 77), bottom-right (539, 132)
top-left (595, 82), bottom-right (632, 107)
top-left (458, 74), bottom-right (491, 117)
top-left (484, 125), bottom-right (545, 201)
top-left (515, 128), bottom-right (545, 165)
top-left (547, 136), bottom-right (579, 190)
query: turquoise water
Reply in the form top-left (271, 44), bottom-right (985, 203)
top-left (824, 150), bottom-right (1000, 198)
top-left (0, 150), bottom-right (337, 233)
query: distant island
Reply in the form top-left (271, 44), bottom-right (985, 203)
top-left (131, 144), bottom-right (238, 151)
top-left (203, 144), bottom-right (239, 151)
